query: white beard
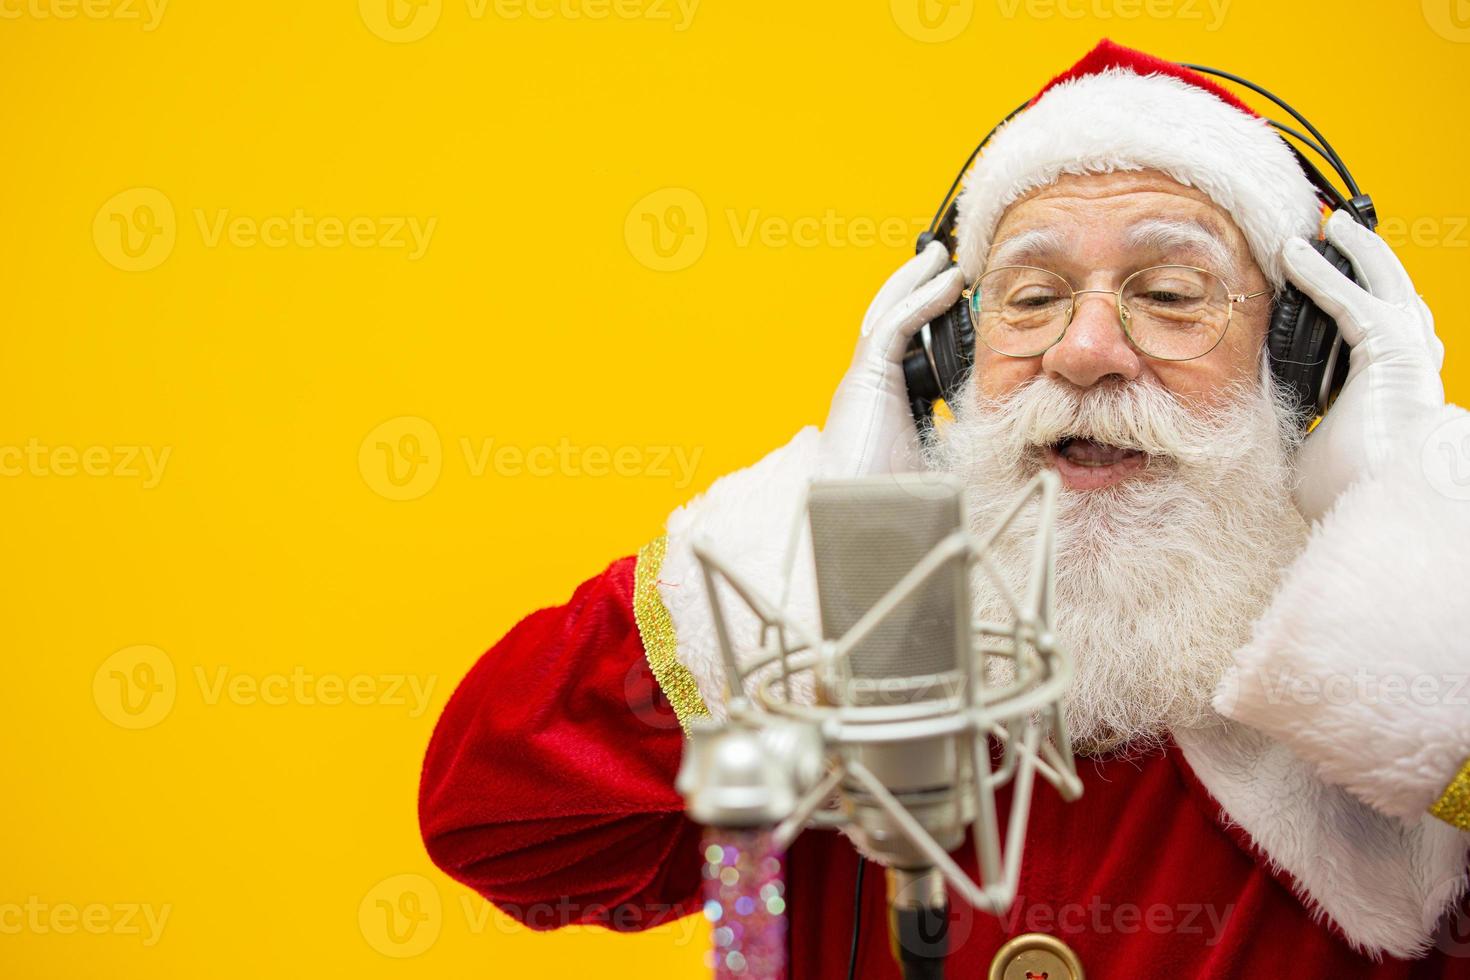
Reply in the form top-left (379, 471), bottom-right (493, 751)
top-left (925, 364), bottom-right (1310, 755)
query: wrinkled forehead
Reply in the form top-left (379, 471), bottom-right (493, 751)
top-left (985, 171), bottom-right (1254, 275)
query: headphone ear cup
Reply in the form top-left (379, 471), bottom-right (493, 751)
top-left (930, 297), bottom-right (976, 407)
top-left (903, 264), bottom-right (977, 425)
top-left (1268, 238), bottom-right (1355, 420)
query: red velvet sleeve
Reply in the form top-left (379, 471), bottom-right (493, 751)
top-left (418, 555), bottom-right (704, 932)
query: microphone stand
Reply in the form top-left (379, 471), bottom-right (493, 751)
top-left (887, 867), bottom-right (948, 980)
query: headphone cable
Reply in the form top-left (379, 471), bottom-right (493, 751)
top-left (925, 99), bottom-right (1030, 239)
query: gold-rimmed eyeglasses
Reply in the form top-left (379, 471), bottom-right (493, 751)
top-left (963, 264), bottom-right (1271, 362)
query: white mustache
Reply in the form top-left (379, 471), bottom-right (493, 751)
top-left (965, 375), bottom-right (1284, 467)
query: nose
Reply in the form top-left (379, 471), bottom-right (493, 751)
top-left (1039, 290), bottom-right (1143, 389)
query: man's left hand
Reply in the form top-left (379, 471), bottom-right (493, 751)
top-left (1281, 209), bottom-right (1446, 522)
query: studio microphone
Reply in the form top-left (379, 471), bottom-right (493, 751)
top-left (807, 475), bottom-right (972, 980)
top-left (679, 468), bottom-right (1080, 980)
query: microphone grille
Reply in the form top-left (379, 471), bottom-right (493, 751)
top-left (807, 475), bottom-right (965, 682)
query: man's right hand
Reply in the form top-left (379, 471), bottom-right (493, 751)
top-left (818, 241), bottom-right (964, 479)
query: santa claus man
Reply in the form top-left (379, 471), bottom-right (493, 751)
top-left (418, 40), bottom-right (1470, 977)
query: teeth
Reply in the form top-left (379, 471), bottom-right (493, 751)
top-left (1056, 437), bottom-right (1141, 467)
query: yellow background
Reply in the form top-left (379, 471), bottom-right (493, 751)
top-left (2, 0), bottom-right (1467, 976)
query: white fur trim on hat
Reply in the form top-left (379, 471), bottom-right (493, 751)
top-left (954, 68), bottom-right (1322, 290)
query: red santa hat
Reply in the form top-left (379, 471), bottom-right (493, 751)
top-left (954, 39), bottom-right (1325, 290)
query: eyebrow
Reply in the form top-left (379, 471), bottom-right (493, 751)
top-left (985, 216), bottom-right (1236, 275)
top-left (987, 227), bottom-right (1070, 268)
top-left (1121, 217), bottom-right (1233, 273)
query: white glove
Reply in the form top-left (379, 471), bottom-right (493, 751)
top-left (818, 241), bottom-right (964, 479)
top-left (1281, 209), bottom-right (1447, 522)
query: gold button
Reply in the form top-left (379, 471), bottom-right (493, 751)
top-left (989, 933), bottom-right (1085, 980)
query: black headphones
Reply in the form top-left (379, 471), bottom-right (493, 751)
top-left (902, 63), bottom-right (1377, 428)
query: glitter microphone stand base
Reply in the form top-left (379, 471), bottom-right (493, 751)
top-left (701, 827), bottom-right (786, 980)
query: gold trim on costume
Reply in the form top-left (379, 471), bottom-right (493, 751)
top-left (1429, 757), bottom-right (1470, 831)
top-left (633, 536), bottom-right (709, 735)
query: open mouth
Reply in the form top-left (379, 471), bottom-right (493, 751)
top-left (1045, 436), bottom-right (1149, 490)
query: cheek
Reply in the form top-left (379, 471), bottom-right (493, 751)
top-left (974, 350), bottom-right (1042, 401)
top-left (1151, 316), bottom-right (1266, 402)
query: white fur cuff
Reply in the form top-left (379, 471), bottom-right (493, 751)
top-left (1215, 405), bottom-right (1470, 826)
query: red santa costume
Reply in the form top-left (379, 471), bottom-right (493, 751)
top-left (419, 40), bottom-right (1470, 978)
